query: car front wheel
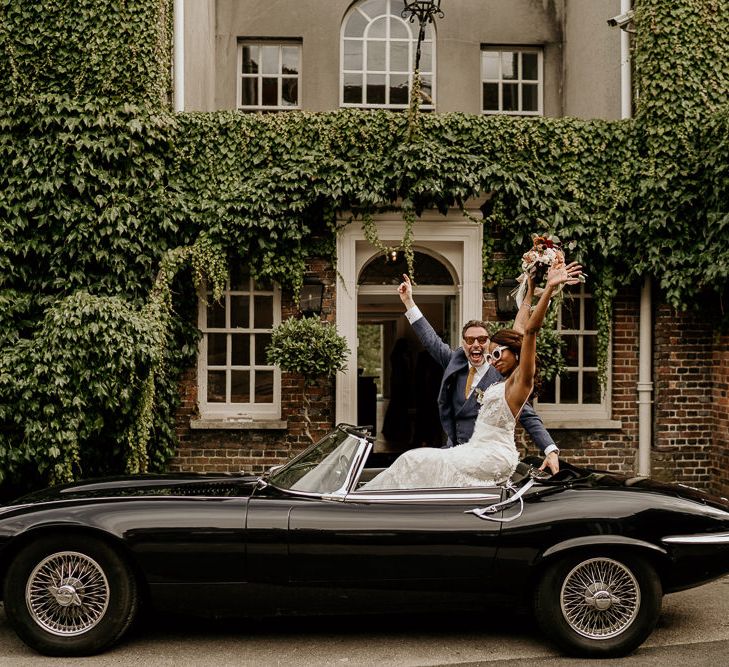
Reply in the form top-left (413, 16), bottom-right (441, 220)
top-left (534, 552), bottom-right (662, 658)
top-left (3, 534), bottom-right (138, 656)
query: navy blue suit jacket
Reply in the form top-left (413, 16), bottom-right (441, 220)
top-left (411, 316), bottom-right (556, 453)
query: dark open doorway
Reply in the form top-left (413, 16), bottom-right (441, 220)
top-left (356, 251), bottom-right (458, 452)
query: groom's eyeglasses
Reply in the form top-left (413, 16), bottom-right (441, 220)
top-left (485, 345), bottom-right (509, 364)
top-left (463, 335), bottom-right (489, 345)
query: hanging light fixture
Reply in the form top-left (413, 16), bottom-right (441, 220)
top-left (298, 278), bottom-right (325, 316)
top-left (401, 1), bottom-right (445, 72)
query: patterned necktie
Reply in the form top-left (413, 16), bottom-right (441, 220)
top-left (465, 365), bottom-right (477, 398)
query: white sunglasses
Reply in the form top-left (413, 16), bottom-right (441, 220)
top-left (485, 345), bottom-right (509, 364)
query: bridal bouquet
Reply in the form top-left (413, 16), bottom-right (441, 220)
top-left (513, 234), bottom-right (583, 307)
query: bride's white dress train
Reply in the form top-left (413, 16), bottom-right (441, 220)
top-left (363, 381), bottom-right (519, 490)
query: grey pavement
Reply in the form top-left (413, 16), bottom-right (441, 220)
top-left (2, 576), bottom-right (729, 666)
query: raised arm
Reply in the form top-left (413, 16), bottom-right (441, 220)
top-left (513, 277), bottom-right (535, 334)
top-left (505, 262), bottom-right (583, 417)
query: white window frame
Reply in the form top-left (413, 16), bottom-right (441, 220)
top-left (535, 285), bottom-right (617, 428)
top-left (237, 40), bottom-right (302, 111)
top-left (340, 0), bottom-right (436, 110)
top-left (480, 46), bottom-right (543, 116)
top-left (197, 276), bottom-right (282, 420)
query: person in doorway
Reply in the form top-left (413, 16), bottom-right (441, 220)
top-left (363, 263), bottom-right (583, 490)
top-left (381, 337), bottom-right (412, 444)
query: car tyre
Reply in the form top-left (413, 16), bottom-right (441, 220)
top-left (534, 552), bottom-right (662, 658)
top-left (3, 534), bottom-right (138, 656)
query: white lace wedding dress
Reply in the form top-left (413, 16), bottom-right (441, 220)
top-left (363, 382), bottom-right (520, 490)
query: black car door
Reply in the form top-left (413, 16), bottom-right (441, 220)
top-left (287, 487), bottom-right (504, 598)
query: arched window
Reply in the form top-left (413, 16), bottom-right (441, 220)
top-left (341, 0), bottom-right (435, 109)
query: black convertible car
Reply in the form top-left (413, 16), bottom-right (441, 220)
top-left (2, 425), bottom-right (729, 657)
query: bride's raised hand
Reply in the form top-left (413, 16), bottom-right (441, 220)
top-left (546, 261), bottom-right (583, 288)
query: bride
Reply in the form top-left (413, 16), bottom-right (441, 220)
top-left (363, 260), bottom-right (583, 490)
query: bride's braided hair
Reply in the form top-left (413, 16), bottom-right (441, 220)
top-left (490, 329), bottom-right (542, 399)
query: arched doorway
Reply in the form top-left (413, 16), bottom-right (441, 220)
top-left (357, 250), bottom-right (458, 450)
top-left (334, 204), bottom-right (485, 431)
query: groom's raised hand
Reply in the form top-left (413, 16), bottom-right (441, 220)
top-left (398, 274), bottom-right (416, 310)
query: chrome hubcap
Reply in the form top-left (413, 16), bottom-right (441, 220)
top-left (560, 557), bottom-right (640, 639)
top-left (26, 551), bottom-right (109, 636)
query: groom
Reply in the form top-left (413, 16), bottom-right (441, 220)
top-left (398, 274), bottom-right (560, 474)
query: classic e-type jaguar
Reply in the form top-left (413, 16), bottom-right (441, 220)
top-left (2, 425), bottom-right (729, 657)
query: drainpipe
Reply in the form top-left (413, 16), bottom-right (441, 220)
top-left (619, 0), bottom-right (653, 476)
top-left (173, 0), bottom-right (185, 112)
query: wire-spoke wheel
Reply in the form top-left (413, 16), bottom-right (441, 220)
top-left (26, 551), bottom-right (110, 636)
top-left (560, 557), bottom-right (640, 639)
top-left (3, 535), bottom-right (137, 656)
top-left (535, 551), bottom-right (662, 658)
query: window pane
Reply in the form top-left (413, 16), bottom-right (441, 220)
top-left (483, 83), bottom-right (498, 110)
top-left (343, 73), bottom-right (363, 103)
top-left (540, 378), bottom-right (556, 403)
top-left (366, 74), bottom-right (386, 104)
top-left (344, 11), bottom-right (368, 36)
top-left (522, 83), bottom-right (538, 111)
top-left (282, 77), bottom-right (298, 106)
top-left (390, 16), bottom-right (409, 39)
top-left (482, 51), bottom-right (500, 79)
top-left (344, 39), bottom-right (363, 70)
top-left (390, 41), bottom-right (408, 71)
top-left (561, 372), bottom-right (578, 404)
top-left (282, 46), bottom-right (299, 75)
top-left (367, 41), bottom-right (386, 70)
top-left (255, 371), bottom-right (275, 403)
top-left (262, 77), bottom-right (278, 106)
top-left (207, 334), bottom-right (227, 366)
top-left (583, 335), bottom-right (598, 367)
top-left (254, 295), bottom-right (273, 328)
top-left (230, 267), bottom-right (249, 290)
top-left (420, 75), bottom-right (432, 104)
top-left (232, 333), bottom-right (250, 366)
top-left (564, 335), bottom-right (579, 366)
top-left (231, 371), bottom-right (250, 403)
top-left (207, 300), bottom-right (226, 328)
top-left (369, 16), bottom-right (387, 38)
top-left (522, 52), bottom-right (538, 80)
top-left (583, 372), bottom-right (602, 404)
top-left (261, 45), bottom-right (279, 74)
top-left (419, 41), bottom-right (433, 73)
top-left (363, 2), bottom-right (388, 21)
top-left (584, 298), bottom-right (597, 330)
top-left (502, 52), bottom-right (517, 79)
top-left (241, 78), bottom-right (258, 106)
top-left (255, 333), bottom-right (272, 365)
top-left (242, 45), bottom-right (258, 74)
top-left (231, 295), bottom-right (249, 329)
top-left (207, 371), bottom-right (226, 403)
top-left (254, 276), bottom-right (273, 290)
top-left (390, 74), bottom-right (409, 104)
top-left (560, 299), bottom-right (579, 330)
top-left (503, 83), bottom-right (518, 111)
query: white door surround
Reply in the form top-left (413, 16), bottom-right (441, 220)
top-left (335, 201), bottom-right (486, 425)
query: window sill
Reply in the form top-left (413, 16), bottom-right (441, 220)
top-left (190, 419), bottom-right (288, 431)
top-left (541, 418), bottom-right (623, 430)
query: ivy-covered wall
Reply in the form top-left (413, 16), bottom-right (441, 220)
top-left (0, 0), bottom-right (727, 495)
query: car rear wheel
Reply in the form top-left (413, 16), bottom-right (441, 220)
top-left (534, 552), bottom-right (662, 658)
top-left (3, 534), bottom-right (138, 656)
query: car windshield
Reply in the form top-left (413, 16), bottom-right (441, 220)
top-left (268, 429), bottom-right (364, 494)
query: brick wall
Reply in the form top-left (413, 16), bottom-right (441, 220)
top-left (651, 305), bottom-right (715, 488)
top-left (711, 332), bottom-right (729, 496)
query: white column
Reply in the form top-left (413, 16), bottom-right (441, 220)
top-left (173, 0), bottom-right (185, 112)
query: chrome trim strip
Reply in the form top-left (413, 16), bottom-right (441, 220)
top-left (346, 492), bottom-right (501, 503)
top-left (662, 532), bottom-right (729, 545)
